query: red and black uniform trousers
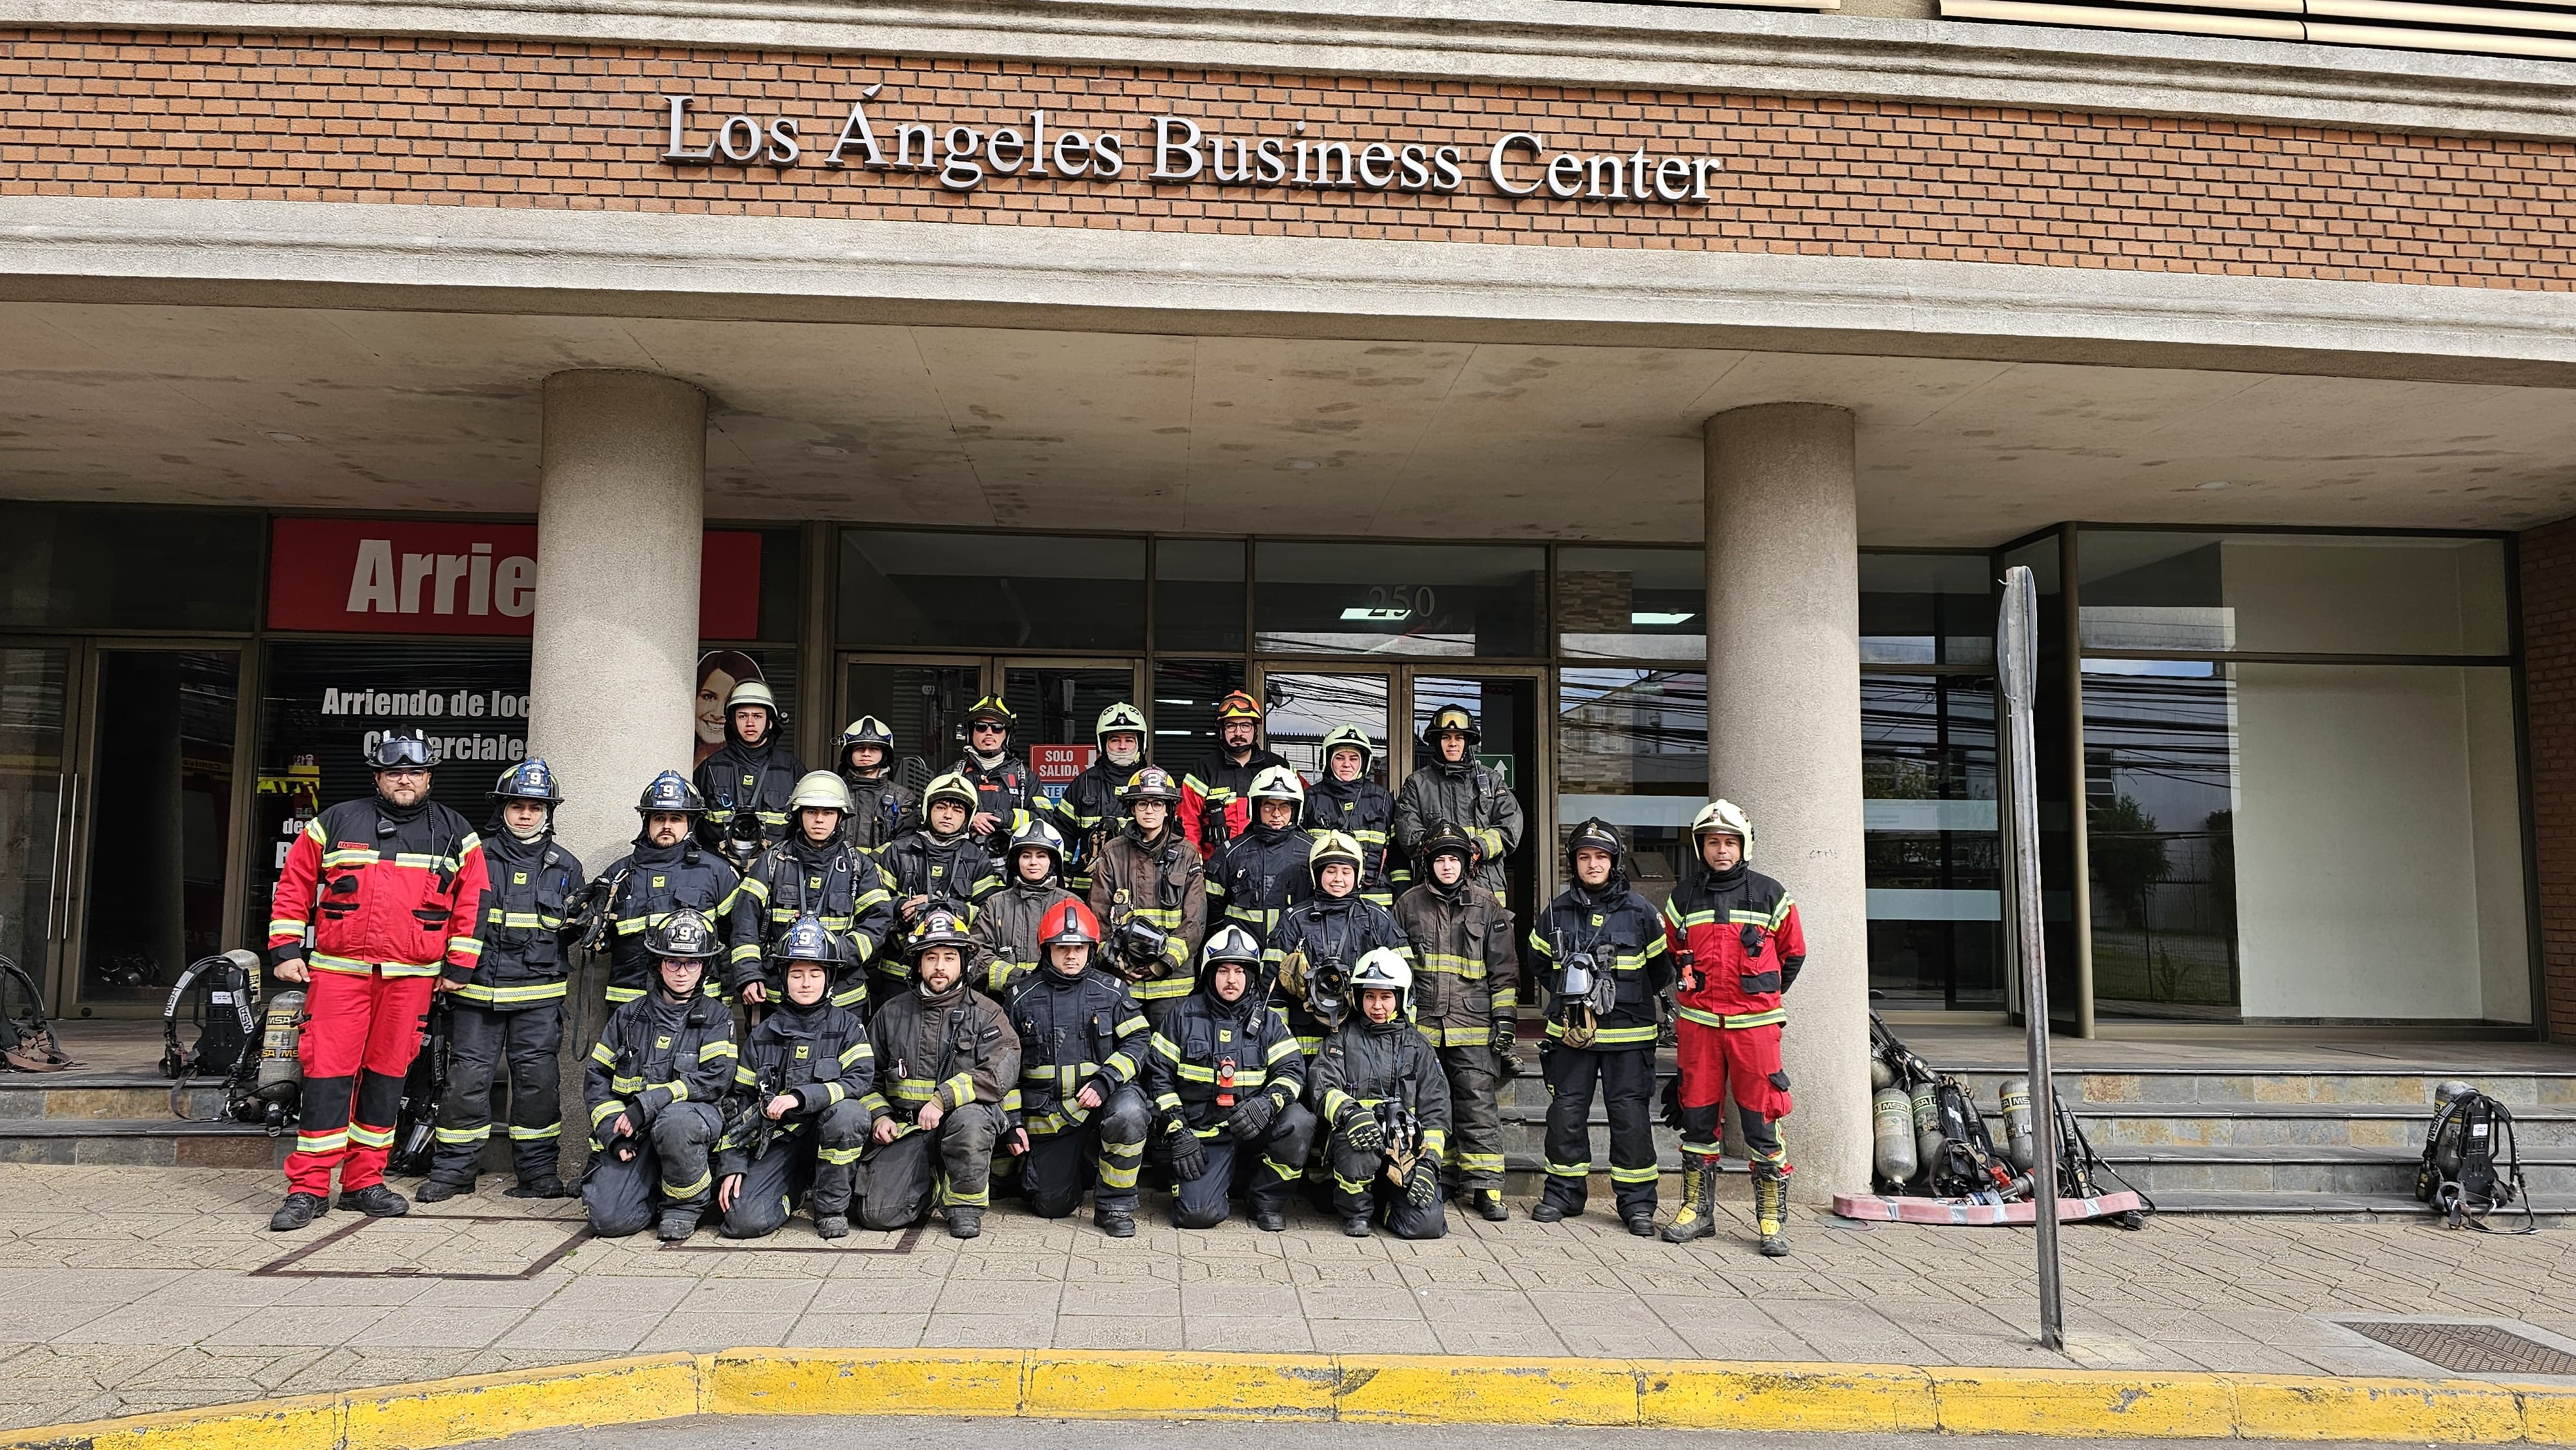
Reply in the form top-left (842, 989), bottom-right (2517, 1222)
top-left (1662, 865), bottom-right (1808, 1184)
top-left (267, 798), bottom-right (489, 1199)
top-left (429, 831), bottom-right (587, 1189)
top-left (1528, 881), bottom-right (1672, 1219)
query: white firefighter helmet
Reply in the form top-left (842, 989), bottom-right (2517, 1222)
top-left (1690, 798), bottom-right (1755, 860)
top-left (1247, 764), bottom-right (1306, 807)
top-left (1348, 946), bottom-right (1414, 1019)
top-left (1095, 702), bottom-right (1148, 752)
top-left (788, 770), bottom-right (851, 816)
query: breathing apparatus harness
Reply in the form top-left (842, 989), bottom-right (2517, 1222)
top-left (161, 950), bottom-right (306, 1132)
top-left (2417, 1081), bottom-right (2536, 1234)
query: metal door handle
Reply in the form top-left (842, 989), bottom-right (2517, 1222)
top-left (41, 772), bottom-right (66, 941)
top-left (53, 772), bottom-right (79, 942)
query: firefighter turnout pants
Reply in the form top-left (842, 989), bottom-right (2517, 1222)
top-left (853, 1103), bottom-right (1003, 1230)
top-left (582, 1102), bottom-right (722, 1237)
top-left (1540, 1042), bottom-right (1660, 1218)
top-left (426, 1001), bottom-right (564, 1188)
top-left (285, 969), bottom-right (436, 1198)
top-left (721, 1100), bottom-right (871, 1238)
top-left (1173, 1103), bottom-right (1318, 1229)
top-left (1023, 1084), bottom-right (1150, 1218)
top-left (1439, 1043), bottom-right (1505, 1191)
top-left (1327, 1115), bottom-right (1446, 1239)
top-left (1675, 1019), bottom-right (1792, 1179)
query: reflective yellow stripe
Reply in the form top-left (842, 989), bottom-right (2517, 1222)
top-left (453, 979), bottom-right (567, 1005)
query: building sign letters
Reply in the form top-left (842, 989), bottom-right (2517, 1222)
top-left (269, 518), bottom-right (764, 637)
top-left (659, 90), bottom-right (1727, 205)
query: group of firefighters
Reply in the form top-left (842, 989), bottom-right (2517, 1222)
top-left (263, 685), bottom-right (1805, 1254)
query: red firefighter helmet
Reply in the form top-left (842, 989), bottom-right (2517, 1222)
top-left (1038, 898), bottom-right (1101, 951)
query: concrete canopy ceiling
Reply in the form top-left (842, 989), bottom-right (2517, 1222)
top-left (6, 302), bottom-right (2574, 546)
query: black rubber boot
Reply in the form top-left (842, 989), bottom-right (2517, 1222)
top-left (1529, 1201), bottom-right (1567, 1223)
top-left (1473, 1189), bottom-right (1510, 1222)
top-left (506, 1176), bottom-right (567, 1200)
top-left (269, 1192), bottom-right (327, 1232)
top-left (1341, 1214), bottom-right (1372, 1238)
top-left (947, 1207), bottom-right (983, 1239)
top-left (815, 1214), bottom-right (850, 1240)
top-left (340, 1184), bottom-right (411, 1218)
top-left (1254, 1207), bottom-right (1287, 1232)
top-left (657, 1209), bottom-right (698, 1242)
top-left (1096, 1205), bottom-right (1136, 1239)
top-left (415, 1178), bottom-right (471, 1205)
top-left (1624, 1210), bottom-right (1659, 1237)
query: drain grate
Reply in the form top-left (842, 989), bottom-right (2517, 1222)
top-left (2345, 1321), bottom-right (2576, 1375)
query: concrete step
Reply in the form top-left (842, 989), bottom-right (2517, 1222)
top-left (2090, 1142), bottom-right (2576, 1197)
top-left (2146, 1189), bottom-right (2571, 1219)
top-left (2050, 1103), bottom-right (2576, 1152)
top-left (1949, 1067), bottom-right (2576, 1111)
top-left (0, 1073), bottom-right (231, 1120)
top-left (0, 1116), bottom-right (290, 1168)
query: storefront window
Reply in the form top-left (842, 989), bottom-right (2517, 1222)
top-left (1557, 548), bottom-right (1703, 661)
top-left (0, 504), bottom-right (261, 632)
top-left (79, 650), bottom-right (238, 1006)
top-left (1862, 553), bottom-right (1997, 666)
top-left (2080, 661), bottom-right (2240, 1019)
top-left (1151, 660), bottom-right (1247, 776)
top-left (1557, 668), bottom-right (1705, 903)
top-left (1864, 675), bottom-right (2004, 1012)
top-left (1254, 541), bottom-right (1542, 657)
top-left (839, 530), bottom-right (1146, 652)
top-left (1155, 540), bottom-right (1247, 654)
top-left (2077, 532), bottom-right (2509, 657)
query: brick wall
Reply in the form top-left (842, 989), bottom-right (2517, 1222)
top-left (1, 30), bottom-right (2571, 286)
top-left (2524, 521), bottom-right (2576, 1039)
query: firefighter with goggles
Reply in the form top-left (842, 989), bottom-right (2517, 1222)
top-left (1144, 924), bottom-right (1315, 1231)
top-left (1660, 799), bottom-right (1805, 1257)
top-left (419, 758), bottom-right (585, 1205)
top-left (1087, 764), bottom-right (1207, 1028)
top-left (1394, 705), bottom-right (1522, 898)
top-left (1182, 690), bottom-right (1291, 859)
top-left (855, 909), bottom-right (1018, 1239)
top-left (1528, 818), bottom-right (1672, 1235)
top-left (580, 908), bottom-right (740, 1241)
top-left (1309, 948), bottom-right (1451, 1240)
top-left (265, 726), bottom-right (491, 1233)
top-left (726, 771), bottom-right (895, 1013)
top-left (1001, 899), bottom-right (1153, 1238)
top-left (713, 914), bottom-right (875, 1240)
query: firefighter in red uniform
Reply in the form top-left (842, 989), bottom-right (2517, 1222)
top-left (1660, 799), bottom-right (1806, 1256)
top-left (1180, 690), bottom-right (1289, 860)
top-left (265, 727), bottom-right (491, 1232)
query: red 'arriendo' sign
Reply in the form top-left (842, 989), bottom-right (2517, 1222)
top-left (268, 518), bottom-right (762, 637)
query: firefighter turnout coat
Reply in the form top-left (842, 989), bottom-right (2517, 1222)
top-left (267, 797), bottom-right (490, 981)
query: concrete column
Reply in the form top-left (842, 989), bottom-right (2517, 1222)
top-left (1704, 402), bottom-right (1870, 1205)
top-left (527, 370), bottom-right (706, 872)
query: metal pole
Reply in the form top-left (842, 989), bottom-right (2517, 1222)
top-left (1999, 565), bottom-right (2066, 1352)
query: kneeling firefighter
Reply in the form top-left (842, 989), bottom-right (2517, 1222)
top-left (1146, 924), bottom-right (1316, 1231)
top-left (714, 915), bottom-right (876, 1241)
top-left (1003, 898), bottom-right (1153, 1238)
top-left (1660, 800), bottom-right (1804, 1256)
top-left (855, 909), bottom-right (1018, 1238)
top-left (1310, 948), bottom-right (1450, 1239)
top-left (421, 759), bottom-right (587, 1204)
top-left (580, 909), bottom-right (741, 1241)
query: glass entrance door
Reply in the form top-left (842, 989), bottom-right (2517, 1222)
top-left (0, 646), bottom-right (75, 1008)
top-left (1001, 661), bottom-right (1144, 814)
top-left (1261, 670), bottom-right (1395, 784)
top-left (842, 657), bottom-right (983, 793)
top-left (1408, 672), bottom-right (1546, 925)
top-left (840, 656), bottom-right (1145, 811)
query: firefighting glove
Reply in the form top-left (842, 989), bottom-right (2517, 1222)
top-left (1404, 1158), bottom-right (1439, 1209)
top-left (1492, 1021), bottom-right (1520, 1078)
top-left (1164, 1116), bottom-right (1209, 1183)
top-left (1224, 1089), bottom-right (1282, 1143)
top-left (1341, 1109), bottom-right (1385, 1154)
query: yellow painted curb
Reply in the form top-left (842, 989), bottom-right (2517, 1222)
top-left (18, 1348), bottom-right (2576, 1447)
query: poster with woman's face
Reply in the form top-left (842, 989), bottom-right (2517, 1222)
top-left (694, 649), bottom-right (765, 768)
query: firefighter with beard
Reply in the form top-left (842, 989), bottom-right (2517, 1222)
top-left (1271, 831), bottom-right (1412, 1061)
top-left (1206, 766), bottom-right (1316, 969)
top-left (971, 818), bottom-right (1081, 995)
top-left (951, 695), bottom-right (1042, 850)
top-left (1145, 925), bottom-right (1314, 1232)
top-left (1055, 702), bottom-right (1147, 894)
top-left (714, 916), bottom-right (875, 1240)
top-left (580, 909), bottom-right (739, 1241)
top-left (419, 759), bottom-right (586, 1205)
top-left (265, 727), bottom-right (491, 1232)
top-left (1182, 690), bottom-right (1289, 859)
top-left (875, 771), bottom-right (1002, 1006)
top-left (1310, 948), bottom-right (1450, 1239)
top-left (1088, 765), bottom-right (1206, 1028)
top-left (1394, 706), bottom-right (1523, 899)
top-left (855, 909), bottom-right (1017, 1239)
top-left (1002, 899), bottom-right (1153, 1238)
top-left (695, 681), bottom-right (806, 869)
top-left (836, 715), bottom-right (918, 856)
top-left (1528, 819), bottom-right (1671, 1235)
top-left (594, 772), bottom-right (741, 1006)
top-left (1302, 726), bottom-right (1403, 908)
top-left (1392, 820), bottom-right (1518, 1223)
top-left (1661, 800), bottom-right (1804, 1257)
top-left (728, 773), bottom-right (896, 1014)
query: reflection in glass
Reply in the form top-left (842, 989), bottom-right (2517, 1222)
top-left (1860, 554), bottom-right (1996, 666)
top-left (1411, 675), bottom-right (1540, 923)
top-left (2081, 660), bottom-right (2241, 1020)
top-left (1263, 672), bottom-right (1392, 786)
top-left (1150, 661), bottom-right (1247, 776)
top-left (840, 531), bottom-right (1145, 652)
top-left (1154, 540), bottom-right (1247, 654)
top-left (0, 649), bottom-right (71, 988)
top-left (2076, 532), bottom-right (2508, 657)
top-left (1556, 669), bottom-right (1704, 909)
top-left (1255, 542), bottom-right (1542, 657)
top-left (80, 651), bottom-right (238, 1004)
top-left (1862, 675), bottom-right (2003, 1011)
top-left (1557, 548), bottom-right (1704, 661)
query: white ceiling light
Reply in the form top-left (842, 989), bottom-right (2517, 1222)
top-left (1631, 611), bottom-right (1697, 626)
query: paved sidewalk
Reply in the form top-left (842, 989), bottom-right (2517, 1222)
top-left (9, 1163), bottom-right (2576, 1430)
